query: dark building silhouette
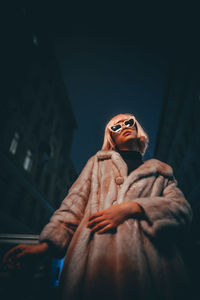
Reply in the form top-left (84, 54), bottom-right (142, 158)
top-left (0, 5), bottom-right (78, 235)
top-left (155, 62), bottom-right (200, 211)
top-left (1, 6), bottom-right (78, 299)
top-left (154, 60), bottom-right (200, 297)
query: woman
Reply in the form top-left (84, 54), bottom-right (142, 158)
top-left (3, 113), bottom-right (193, 300)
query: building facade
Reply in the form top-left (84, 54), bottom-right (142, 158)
top-left (1, 5), bottom-right (78, 235)
top-left (154, 62), bottom-right (200, 211)
top-left (154, 60), bottom-right (200, 296)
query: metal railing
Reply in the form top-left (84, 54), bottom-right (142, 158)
top-left (0, 233), bottom-right (63, 300)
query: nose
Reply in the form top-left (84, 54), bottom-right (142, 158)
top-left (121, 123), bottom-right (130, 134)
top-left (121, 123), bottom-right (127, 130)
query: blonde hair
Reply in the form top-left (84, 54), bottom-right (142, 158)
top-left (101, 113), bottom-right (149, 155)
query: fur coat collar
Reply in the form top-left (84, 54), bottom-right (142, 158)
top-left (95, 149), bottom-right (173, 178)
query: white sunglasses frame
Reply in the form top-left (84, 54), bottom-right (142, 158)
top-left (108, 118), bottom-right (136, 133)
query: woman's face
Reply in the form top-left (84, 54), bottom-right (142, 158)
top-left (109, 116), bottom-right (138, 150)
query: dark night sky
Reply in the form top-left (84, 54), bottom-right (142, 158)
top-left (50, 2), bottom-right (169, 172)
top-left (56, 35), bottom-right (167, 172)
top-left (20, 1), bottom-right (200, 172)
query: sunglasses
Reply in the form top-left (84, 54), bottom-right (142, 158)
top-left (109, 118), bottom-right (136, 133)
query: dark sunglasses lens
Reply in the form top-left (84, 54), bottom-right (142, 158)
top-left (125, 118), bottom-right (134, 127)
top-left (111, 124), bottom-right (121, 132)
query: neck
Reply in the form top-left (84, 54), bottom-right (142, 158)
top-left (117, 139), bottom-right (140, 152)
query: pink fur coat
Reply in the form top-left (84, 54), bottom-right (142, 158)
top-left (40, 150), bottom-right (193, 300)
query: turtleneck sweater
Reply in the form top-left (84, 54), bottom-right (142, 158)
top-left (117, 149), bottom-right (143, 175)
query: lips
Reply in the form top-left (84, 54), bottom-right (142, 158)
top-left (122, 130), bottom-right (131, 136)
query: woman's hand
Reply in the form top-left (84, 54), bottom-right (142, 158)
top-left (87, 202), bottom-right (143, 234)
top-left (2, 242), bottom-right (50, 270)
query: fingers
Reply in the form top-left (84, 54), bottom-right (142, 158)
top-left (97, 224), bottom-right (113, 234)
top-left (15, 250), bottom-right (27, 260)
top-left (88, 209), bottom-right (117, 234)
top-left (90, 221), bottom-right (110, 233)
top-left (87, 216), bottom-right (104, 228)
top-left (5, 261), bottom-right (21, 271)
top-left (89, 211), bottom-right (103, 221)
top-left (3, 245), bottom-right (24, 264)
top-left (2, 244), bottom-right (40, 272)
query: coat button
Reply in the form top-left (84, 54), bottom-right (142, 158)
top-left (115, 176), bottom-right (124, 185)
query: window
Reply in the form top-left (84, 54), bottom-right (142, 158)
top-left (33, 34), bottom-right (38, 46)
top-left (9, 132), bottom-right (20, 154)
top-left (50, 139), bottom-right (55, 158)
top-left (23, 150), bottom-right (32, 172)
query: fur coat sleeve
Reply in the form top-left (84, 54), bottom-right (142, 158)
top-left (39, 156), bottom-right (94, 257)
top-left (134, 177), bottom-right (193, 240)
